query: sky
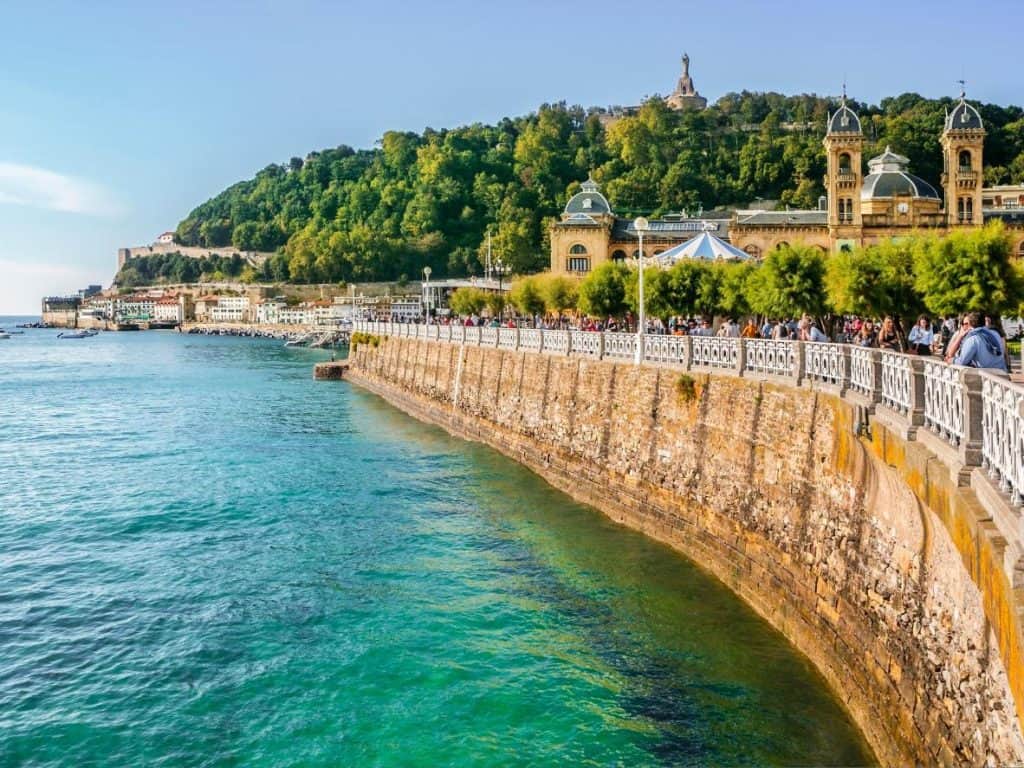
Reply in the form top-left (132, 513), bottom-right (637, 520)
top-left (1, 0), bottom-right (1021, 314)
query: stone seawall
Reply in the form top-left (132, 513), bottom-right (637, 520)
top-left (346, 336), bottom-right (1024, 767)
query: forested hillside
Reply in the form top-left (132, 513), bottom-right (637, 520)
top-left (173, 92), bottom-right (1024, 284)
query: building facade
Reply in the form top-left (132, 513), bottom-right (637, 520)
top-left (551, 90), bottom-right (1024, 275)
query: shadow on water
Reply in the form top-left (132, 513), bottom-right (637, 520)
top-left (345, 386), bottom-right (874, 766)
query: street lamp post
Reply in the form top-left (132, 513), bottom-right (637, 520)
top-left (633, 216), bottom-right (650, 364)
top-left (422, 266), bottom-right (432, 322)
top-left (495, 258), bottom-right (509, 321)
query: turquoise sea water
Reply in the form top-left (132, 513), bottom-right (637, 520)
top-left (0, 321), bottom-right (873, 767)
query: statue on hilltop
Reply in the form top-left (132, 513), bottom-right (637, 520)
top-left (665, 52), bottom-right (707, 111)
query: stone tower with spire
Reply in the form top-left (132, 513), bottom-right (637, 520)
top-left (664, 53), bottom-right (707, 111)
top-left (941, 85), bottom-right (986, 227)
top-left (823, 89), bottom-right (864, 250)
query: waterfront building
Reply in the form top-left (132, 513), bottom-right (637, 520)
top-left (209, 295), bottom-right (251, 323)
top-left (255, 298), bottom-right (285, 324)
top-left (153, 296), bottom-right (184, 325)
top-left (156, 231), bottom-right (175, 245)
top-left (194, 295), bottom-right (219, 322)
top-left (551, 88), bottom-right (1024, 274)
top-left (114, 294), bottom-right (157, 321)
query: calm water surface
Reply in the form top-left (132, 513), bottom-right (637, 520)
top-left (0, 320), bottom-right (873, 766)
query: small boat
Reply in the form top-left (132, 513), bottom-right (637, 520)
top-left (0, 331), bottom-right (10, 339)
top-left (57, 331), bottom-right (93, 339)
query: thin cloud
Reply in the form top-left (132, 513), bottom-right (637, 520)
top-left (0, 162), bottom-right (123, 216)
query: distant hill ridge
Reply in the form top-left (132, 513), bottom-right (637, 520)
top-left (170, 90), bottom-right (1024, 284)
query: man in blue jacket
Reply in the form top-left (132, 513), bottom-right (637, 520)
top-left (954, 313), bottom-right (1007, 372)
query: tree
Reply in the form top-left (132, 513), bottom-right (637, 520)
top-left (448, 287), bottom-right (488, 316)
top-left (746, 244), bottom-right (828, 318)
top-left (510, 276), bottom-right (546, 316)
top-left (913, 222), bottom-right (1021, 318)
top-left (578, 262), bottom-right (629, 319)
top-left (827, 239), bottom-right (924, 332)
top-left (541, 274), bottom-right (579, 314)
top-left (485, 292), bottom-right (507, 318)
top-left (717, 261), bottom-right (755, 318)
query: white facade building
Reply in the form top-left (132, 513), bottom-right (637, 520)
top-left (153, 298), bottom-right (183, 324)
top-left (209, 295), bottom-right (250, 323)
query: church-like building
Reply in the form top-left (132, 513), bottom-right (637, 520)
top-left (550, 90), bottom-right (1024, 275)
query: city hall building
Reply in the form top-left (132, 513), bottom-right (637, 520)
top-left (550, 89), bottom-right (1024, 275)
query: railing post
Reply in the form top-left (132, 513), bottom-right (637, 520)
top-left (870, 349), bottom-right (883, 403)
top-left (791, 341), bottom-right (805, 385)
top-left (538, 328), bottom-right (545, 353)
top-left (735, 338), bottom-right (746, 376)
top-left (960, 369), bottom-right (985, 467)
top-left (907, 357), bottom-right (926, 429)
top-left (597, 331), bottom-right (605, 360)
top-left (682, 335), bottom-right (693, 371)
top-left (513, 327), bottom-right (520, 350)
top-left (838, 346), bottom-right (852, 394)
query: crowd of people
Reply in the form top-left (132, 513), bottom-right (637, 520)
top-left (381, 309), bottom-right (1015, 373)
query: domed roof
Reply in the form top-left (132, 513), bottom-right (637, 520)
top-left (945, 94), bottom-right (984, 131)
top-left (828, 102), bottom-right (861, 134)
top-left (564, 177), bottom-right (612, 216)
top-left (861, 146), bottom-right (939, 200)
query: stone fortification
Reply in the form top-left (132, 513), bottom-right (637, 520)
top-left (116, 244), bottom-right (275, 270)
top-left (343, 328), bottom-right (1024, 767)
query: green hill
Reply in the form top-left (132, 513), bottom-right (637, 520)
top-left (169, 91), bottom-right (1024, 284)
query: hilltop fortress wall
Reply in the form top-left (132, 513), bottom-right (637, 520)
top-left (117, 244), bottom-right (275, 270)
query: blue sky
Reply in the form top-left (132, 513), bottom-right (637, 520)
top-left (1, 0), bottom-right (1020, 313)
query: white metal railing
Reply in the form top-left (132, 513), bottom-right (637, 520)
top-left (805, 342), bottom-right (848, 388)
top-left (519, 328), bottom-right (543, 352)
top-left (465, 326), bottom-right (481, 345)
top-left (924, 360), bottom-right (966, 447)
top-left (603, 333), bottom-right (636, 361)
top-left (850, 347), bottom-right (878, 398)
top-left (498, 327), bottom-right (518, 349)
top-left (480, 327), bottom-right (498, 346)
top-left (545, 330), bottom-right (569, 354)
top-left (570, 330), bottom-right (602, 357)
top-left (981, 373), bottom-right (1024, 504)
top-left (744, 338), bottom-right (797, 378)
top-left (880, 350), bottom-right (913, 414)
top-left (643, 335), bottom-right (689, 366)
top-left (691, 337), bottom-right (740, 370)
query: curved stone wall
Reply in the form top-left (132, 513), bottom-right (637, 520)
top-left (346, 335), bottom-right (1024, 766)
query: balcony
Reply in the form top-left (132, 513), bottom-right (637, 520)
top-left (956, 168), bottom-right (978, 186)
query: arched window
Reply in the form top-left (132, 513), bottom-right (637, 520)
top-left (959, 150), bottom-right (972, 171)
top-left (966, 198), bottom-right (974, 222)
top-left (743, 245), bottom-right (761, 259)
top-left (653, 249), bottom-right (665, 256)
top-left (958, 198), bottom-right (966, 222)
top-left (611, 249), bottom-right (627, 262)
top-left (631, 249), bottom-right (640, 260)
top-left (567, 256), bottom-right (590, 273)
top-left (569, 243), bottom-right (588, 255)
top-left (838, 152), bottom-right (851, 173)
top-left (775, 241), bottom-right (789, 250)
